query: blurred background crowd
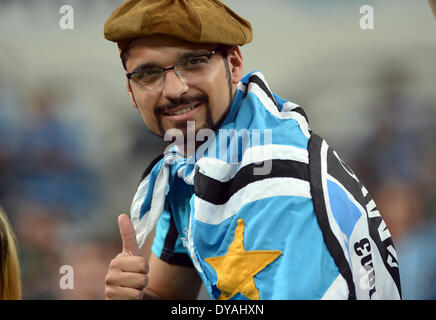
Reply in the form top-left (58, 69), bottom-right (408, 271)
top-left (0, 0), bottom-right (435, 299)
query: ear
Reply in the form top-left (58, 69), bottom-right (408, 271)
top-left (227, 46), bottom-right (244, 85)
top-left (125, 72), bottom-right (138, 108)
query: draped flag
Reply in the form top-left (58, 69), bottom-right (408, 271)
top-left (130, 71), bottom-right (401, 300)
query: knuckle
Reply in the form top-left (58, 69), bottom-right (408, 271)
top-left (133, 290), bottom-right (143, 300)
top-left (105, 273), bottom-right (114, 285)
top-left (139, 275), bottom-right (148, 289)
top-left (130, 257), bottom-right (147, 272)
top-left (105, 287), bottom-right (114, 299)
top-left (138, 259), bottom-right (148, 273)
top-left (109, 258), bottom-right (118, 269)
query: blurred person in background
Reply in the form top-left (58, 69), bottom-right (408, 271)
top-left (353, 62), bottom-right (436, 300)
top-left (373, 180), bottom-right (436, 299)
top-left (0, 71), bottom-right (22, 205)
top-left (14, 88), bottom-right (101, 220)
top-left (0, 81), bottom-right (104, 298)
top-left (13, 206), bottom-right (62, 299)
top-left (0, 206), bottom-right (21, 299)
top-left (103, 0), bottom-right (400, 300)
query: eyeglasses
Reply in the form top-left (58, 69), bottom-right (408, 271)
top-left (126, 49), bottom-right (221, 92)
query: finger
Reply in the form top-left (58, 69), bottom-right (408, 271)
top-left (118, 213), bottom-right (141, 256)
top-left (105, 285), bottom-right (144, 300)
top-left (110, 256), bottom-right (149, 273)
top-left (106, 271), bottom-right (149, 290)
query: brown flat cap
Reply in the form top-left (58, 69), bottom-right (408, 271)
top-left (104, 0), bottom-right (253, 54)
top-left (429, 0), bottom-right (436, 19)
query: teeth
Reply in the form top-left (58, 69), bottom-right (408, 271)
top-left (168, 105), bottom-right (196, 116)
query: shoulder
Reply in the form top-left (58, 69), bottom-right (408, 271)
top-left (239, 72), bottom-right (312, 149)
top-left (139, 153), bottom-right (165, 183)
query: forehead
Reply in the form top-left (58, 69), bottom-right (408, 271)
top-left (125, 35), bottom-right (217, 70)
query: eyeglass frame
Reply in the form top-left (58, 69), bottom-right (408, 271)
top-left (125, 46), bottom-right (225, 89)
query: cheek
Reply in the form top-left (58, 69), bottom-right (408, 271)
top-left (136, 96), bottom-right (162, 133)
top-left (201, 76), bottom-right (231, 119)
top-left (209, 82), bottom-right (231, 119)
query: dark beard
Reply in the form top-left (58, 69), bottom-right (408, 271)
top-left (153, 93), bottom-right (207, 137)
top-left (159, 100), bottom-right (228, 151)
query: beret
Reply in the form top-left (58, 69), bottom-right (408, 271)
top-left (429, 0), bottom-right (436, 18)
top-left (104, 0), bottom-right (253, 54)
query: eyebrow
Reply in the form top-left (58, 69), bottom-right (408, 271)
top-left (178, 49), bottom-right (210, 61)
top-left (131, 49), bottom-right (212, 74)
top-left (131, 62), bottom-right (160, 74)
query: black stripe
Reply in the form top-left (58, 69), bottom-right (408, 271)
top-left (364, 192), bottom-right (372, 205)
top-left (326, 148), bottom-right (366, 210)
top-left (290, 106), bottom-right (309, 124)
top-left (140, 153), bottom-right (164, 183)
top-left (159, 208), bottom-right (194, 268)
top-left (194, 160), bottom-right (309, 205)
top-left (161, 207), bottom-right (178, 259)
top-left (159, 253), bottom-right (194, 268)
top-left (308, 134), bottom-right (356, 300)
top-left (249, 74), bottom-right (280, 111)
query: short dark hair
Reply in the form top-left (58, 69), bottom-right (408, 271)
top-left (121, 48), bottom-right (129, 70)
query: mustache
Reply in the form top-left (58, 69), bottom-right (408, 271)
top-left (154, 94), bottom-right (209, 115)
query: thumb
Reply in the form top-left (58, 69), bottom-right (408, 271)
top-left (118, 213), bottom-right (141, 256)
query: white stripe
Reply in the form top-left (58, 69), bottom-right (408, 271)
top-left (366, 199), bottom-right (377, 213)
top-left (249, 82), bottom-right (282, 117)
top-left (251, 71), bottom-right (275, 94)
top-left (130, 155), bottom-right (177, 248)
top-left (282, 101), bottom-right (311, 138)
top-left (287, 111), bottom-right (311, 139)
top-left (195, 144), bottom-right (309, 182)
top-left (249, 83), bottom-right (311, 139)
top-left (281, 101), bottom-right (300, 112)
top-left (194, 177), bottom-right (311, 225)
top-left (130, 177), bottom-right (151, 249)
top-left (237, 81), bottom-right (246, 93)
top-left (321, 274), bottom-right (349, 300)
top-left (361, 185), bottom-right (369, 198)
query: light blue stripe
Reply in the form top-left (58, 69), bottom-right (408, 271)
top-left (327, 179), bottom-right (362, 240)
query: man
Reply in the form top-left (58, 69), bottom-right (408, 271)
top-left (103, 0), bottom-right (401, 300)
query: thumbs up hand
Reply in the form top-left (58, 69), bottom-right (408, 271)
top-left (105, 214), bottom-right (149, 300)
top-left (119, 213), bottom-right (141, 257)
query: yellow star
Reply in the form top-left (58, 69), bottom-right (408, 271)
top-left (204, 219), bottom-right (282, 300)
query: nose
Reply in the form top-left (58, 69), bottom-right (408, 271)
top-left (161, 69), bottom-right (189, 99)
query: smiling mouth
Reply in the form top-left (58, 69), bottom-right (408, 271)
top-left (163, 102), bottom-right (201, 116)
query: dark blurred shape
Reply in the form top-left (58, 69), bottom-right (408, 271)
top-left (13, 206), bottom-right (61, 299)
top-left (10, 88), bottom-right (102, 220)
top-left (355, 61), bottom-right (424, 189)
top-left (353, 60), bottom-right (436, 299)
